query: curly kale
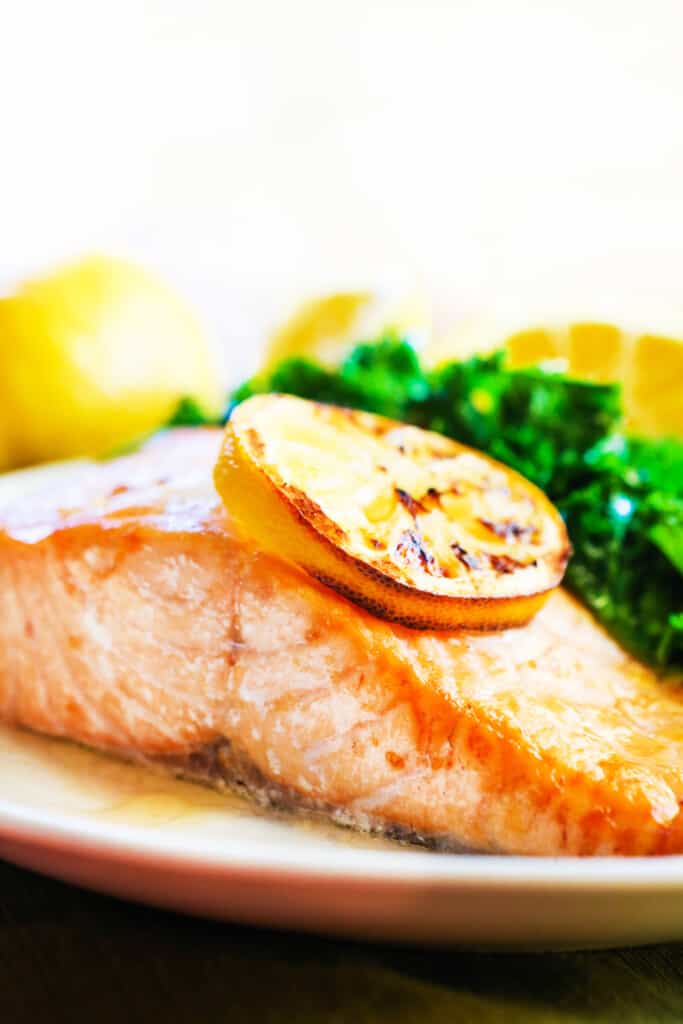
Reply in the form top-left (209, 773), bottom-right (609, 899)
top-left (165, 396), bottom-right (227, 427)
top-left (231, 336), bottom-right (683, 673)
top-left (416, 354), bottom-right (621, 496)
top-left (231, 335), bottom-right (429, 420)
top-left (560, 436), bottom-right (683, 668)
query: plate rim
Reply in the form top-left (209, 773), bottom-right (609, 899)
top-left (3, 796), bottom-right (683, 891)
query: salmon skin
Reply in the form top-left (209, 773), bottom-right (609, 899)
top-left (0, 428), bottom-right (682, 856)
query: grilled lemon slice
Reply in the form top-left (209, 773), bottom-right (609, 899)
top-left (215, 395), bottom-right (569, 631)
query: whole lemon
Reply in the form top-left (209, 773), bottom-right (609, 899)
top-left (0, 256), bottom-right (223, 468)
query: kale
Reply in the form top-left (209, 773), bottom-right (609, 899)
top-left (585, 434), bottom-right (683, 494)
top-left (231, 337), bottom-right (683, 673)
top-left (562, 475), bottom-right (683, 670)
top-left (337, 336), bottom-right (431, 417)
top-left (417, 355), bottom-right (621, 496)
top-left (560, 435), bottom-right (683, 668)
top-left (165, 396), bottom-right (227, 427)
top-left (231, 335), bottom-right (429, 420)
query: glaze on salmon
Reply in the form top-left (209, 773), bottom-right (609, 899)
top-left (0, 429), bottom-right (682, 856)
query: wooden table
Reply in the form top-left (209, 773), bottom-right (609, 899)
top-left (3, 858), bottom-right (683, 1023)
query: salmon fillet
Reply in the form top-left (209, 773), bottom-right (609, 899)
top-left (0, 428), bottom-right (682, 856)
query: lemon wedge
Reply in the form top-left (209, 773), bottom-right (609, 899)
top-left (0, 256), bottom-right (222, 468)
top-left (566, 322), bottom-right (627, 383)
top-left (215, 394), bottom-right (569, 631)
top-left (263, 292), bottom-right (374, 371)
top-left (503, 321), bottom-right (681, 435)
top-left (426, 318), bottom-right (630, 376)
top-left (625, 333), bottom-right (683, 437)
top-left (425, 316), bottom-right (683, 438)
top-left (505, 327), bottom-right (566, 369)
top-left (262, 288), bottom-right (432, 371)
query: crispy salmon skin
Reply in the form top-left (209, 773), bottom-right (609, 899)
top-left (0, 428), bottom-right (682, 856)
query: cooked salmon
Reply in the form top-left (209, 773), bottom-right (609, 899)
top-left (0, 428), bottom-right (682, 856)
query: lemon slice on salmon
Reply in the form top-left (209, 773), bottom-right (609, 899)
top-left (215, 395), bottom-right (569, 631)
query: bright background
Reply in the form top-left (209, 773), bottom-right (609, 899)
top-left (2, 0), bottom-right (683, 378)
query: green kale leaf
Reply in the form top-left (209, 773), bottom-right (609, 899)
top-left (165, 396), bottom-right (227, 428)
top-left (418, 356), bottom-right (621, 497)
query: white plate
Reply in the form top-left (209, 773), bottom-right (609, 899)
top-left (1, 723), bottom-right (683, 951)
